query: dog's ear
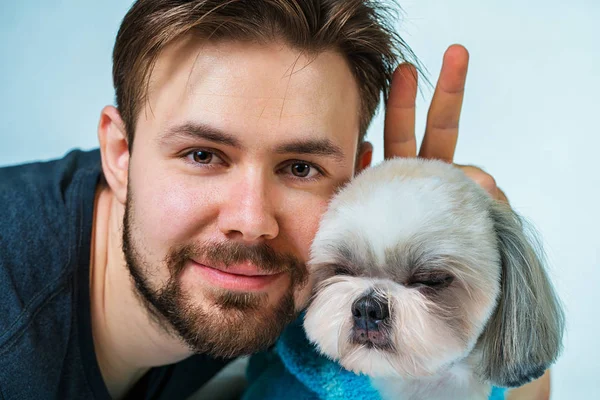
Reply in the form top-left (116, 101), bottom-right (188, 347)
top-left (476, 201), bottom-right (565, 388)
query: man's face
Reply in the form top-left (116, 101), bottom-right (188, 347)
top-left (122, 37), bottom-right (362, 357)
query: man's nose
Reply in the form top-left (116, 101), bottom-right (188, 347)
top-left (218, 173), bottom-right (279, 243)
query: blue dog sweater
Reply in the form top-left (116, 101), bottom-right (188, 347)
top-left (243, 316), bottom-right (506, 400)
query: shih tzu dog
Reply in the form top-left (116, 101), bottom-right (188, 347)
top-left (299, 157), bottom-right (565, 400)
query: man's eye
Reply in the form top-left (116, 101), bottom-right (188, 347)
top-left (292, 163), bottom-right (311, 177)
top-left (283, 161), bottom-right (322, 180)
top-left (186, 150), bottom-right (224, 166)
top-left (192, 150), bottom-right (212, 164)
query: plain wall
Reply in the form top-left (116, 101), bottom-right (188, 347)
top-left (1, 0), bottom-right (598, 397)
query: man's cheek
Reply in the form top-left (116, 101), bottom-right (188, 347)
top-left (291, 200), bottom-right (328, 310)
top-left (294, 281), bottom-right (313, 311)
top-left (140, 183), bottom-right (214, 243)
top-left (292, 198), bottom-right (330, 259)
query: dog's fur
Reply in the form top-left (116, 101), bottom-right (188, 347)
top-left (304, 158), bottom-right (564, 400)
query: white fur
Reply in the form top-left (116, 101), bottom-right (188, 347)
top-left (303, 158), bottom-right (564, 400)
top-left (371, 361), bottom-right (492, 400)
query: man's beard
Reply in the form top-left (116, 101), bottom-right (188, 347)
top-left (121, 196), bottom-right (308, 358)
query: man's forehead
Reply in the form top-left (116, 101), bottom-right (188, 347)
top-left (146, 36), bottom-right (360, 124)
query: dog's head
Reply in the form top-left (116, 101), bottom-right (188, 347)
top-left (304, 158), bottom-right (564, 388)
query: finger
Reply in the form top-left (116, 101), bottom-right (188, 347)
top-left (496, 187), bottom-right (510, 204)
top-left (384, 63), bottom-right (418, 159)
top-left (461, 165), bottom-right (497, 195)
top-left (419, 44), bottom-right (469, 162)
top-left (456, 164), bottom-right (504, 199)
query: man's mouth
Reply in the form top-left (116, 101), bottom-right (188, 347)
top-left (190, 259), bottom-right (285, 291)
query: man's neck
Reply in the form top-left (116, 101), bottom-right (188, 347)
top-left (89, 183), bottom-right (193, 399)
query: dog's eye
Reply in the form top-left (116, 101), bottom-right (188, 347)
top-left (333, 265), bottom-right (353, 276)
top-left (410, 274), bottom-right (454, 289)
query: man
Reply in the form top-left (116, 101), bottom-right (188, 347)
top-left (0, 0), bottom-right (548, 399)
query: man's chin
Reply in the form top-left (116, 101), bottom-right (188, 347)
top-left (201, 287), bottom-right (270, 312)
top-left (177, 291), bottom-right (298, 358)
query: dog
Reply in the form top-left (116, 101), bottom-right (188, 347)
top-left (242, 157), bottom-right (564, 400)
top-left (300, 157), bottom-right (565, 400)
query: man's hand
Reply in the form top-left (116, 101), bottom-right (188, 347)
top-left (507, 371), bottom-right (552, 400)
top-left (383, 44), bottom-right (507, 202)
top-left (382, 44), bottom-right (549, 398)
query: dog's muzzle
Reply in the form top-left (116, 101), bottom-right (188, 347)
top-left (351, 293), bottom-right (390, 348)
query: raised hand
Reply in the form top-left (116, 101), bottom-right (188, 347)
top-left (383, 44), bottom-right (508, 202)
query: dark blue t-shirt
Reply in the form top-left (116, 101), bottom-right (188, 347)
top-left (0, 149), bottom-right (229, 399)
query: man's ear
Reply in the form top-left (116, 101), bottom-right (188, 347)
top-left (97, 105), bottom-right (129, 205)
top-left (355, 141), bottom-right (373, 174)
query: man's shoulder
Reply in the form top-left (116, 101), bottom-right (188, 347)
top-left (0, 148), bottom-right (101, 212)
top-left (0, 148), bottom-right (102, 347)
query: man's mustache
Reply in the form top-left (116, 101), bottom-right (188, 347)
top-left (166, 241), bottom-right (309, 285)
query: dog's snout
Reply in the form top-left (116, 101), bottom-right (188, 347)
top-left (352, 294), bottom-right (389, 329)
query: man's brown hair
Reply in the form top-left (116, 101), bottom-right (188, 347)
top-left (113, 0), bottom-right (417, 149)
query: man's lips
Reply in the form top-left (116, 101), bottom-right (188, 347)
top-left (203, 260), bottom-right (276, 276)
top-left (190, 260), bottom-right (285, 291)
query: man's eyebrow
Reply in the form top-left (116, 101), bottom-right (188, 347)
top-left (159, 122), bottom-right (345, 161)
top-left (158, 123), bottom-right (242, 148)
top-left (275, 138), bottom-right (345, 161)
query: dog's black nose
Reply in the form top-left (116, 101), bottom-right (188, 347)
top-left (352, 294), bottom-right (388, 331)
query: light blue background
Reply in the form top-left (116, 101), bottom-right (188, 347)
top-left (1, 1), bottom-right (598, 398)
